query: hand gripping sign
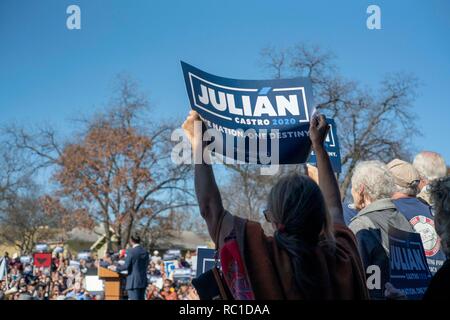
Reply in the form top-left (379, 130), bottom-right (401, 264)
top-left (181, 61), bottom-right (315, 166)
top-left (307, 118), bottom-right (342, 173)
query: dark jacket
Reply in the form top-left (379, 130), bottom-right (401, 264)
top-left (349, 198), bottom-right (414, 299)
top-left (117, 245), bottom-right (149, 290)
top-left (423, 259), bottom-right (450, 300)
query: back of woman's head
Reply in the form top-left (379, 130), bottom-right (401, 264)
top-left (267, 174), bottom-right (329, 243)
top-left (267, 173), bottom-right (333, 299)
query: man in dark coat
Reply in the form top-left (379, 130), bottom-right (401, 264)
top-left (111, 233), bottom-right (149, 300)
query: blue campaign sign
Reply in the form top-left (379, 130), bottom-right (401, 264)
top-left (307, 118), bottom-right (342, 173)
top-left (195, 247), bottom-right (216, 278)
top-left (164, 260), bottom-right (177, 276)
top-left (181, 61), bottom-right (315, 165)
top-left (388, 227), bottom-right (433, 299)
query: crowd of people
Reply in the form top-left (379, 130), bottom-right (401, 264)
top-left (0, 250), bottom-right (100, 300)
top-left (1, 111), bottom-right (449, 301)
top-left (0, 248), bottom-right (200, 300)
top-left (346, 154), bottom-right (448, 299)
top-left (182, 111), bottom-right (450, 300)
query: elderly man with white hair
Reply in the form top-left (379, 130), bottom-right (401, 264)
top-left (413, 151), bottom-right (447, 205)
top-left (388, 159), bottom-right (446, 275)
top-left (349, 160), bottom-right (414, 299)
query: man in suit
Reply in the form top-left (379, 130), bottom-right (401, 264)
top-left (110, 233), bottom-right (149, 300)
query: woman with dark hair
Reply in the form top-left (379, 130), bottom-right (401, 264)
top-left (182, 111), bottom-right (368, 299)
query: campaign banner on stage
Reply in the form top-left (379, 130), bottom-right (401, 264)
top-left (307, 118), bottom-right (342, 173)
top-left (195, 247), bottom-right (216, 278)
top-left (33, 252), bottom-right (52, 268)
top-left (389, 227), bottom-right (433, 299)
top-left (181, 61), bottom-right (315, 165)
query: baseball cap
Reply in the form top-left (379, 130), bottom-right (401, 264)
top-left (387, 159), bottom-right (420, 188)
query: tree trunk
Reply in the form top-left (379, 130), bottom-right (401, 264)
top-left (103, 217), bottom-right (112, 252)
top-left (121, 213), bottom-right (134, 248)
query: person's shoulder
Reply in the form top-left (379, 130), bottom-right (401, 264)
top-left (333, 223), bottom-right (355, 237)
top-left (329, 223), bottom-right (357, 248)
top-left (320, 224), bottom-right (361, 263)
top-left (245, 219), bottom-right (263, 229)
top-left (245, 219), bottom-right (268, 238)
top-left (336, 221), bottom-right (380, 242)
top-left (136, 245), bottom-right (149, 257)
top-left (348, 215), bottom-right (374, 234)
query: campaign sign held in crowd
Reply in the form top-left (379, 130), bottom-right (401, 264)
top-left (33, 252), bottom-right (52, 268)
top-left (164, 260), bottom-right (177, 277)
top-left (20, 256), bottom-right (32, 264)
top-left (195, 247), bottom-right (216, 278)
top-left (307, 118), bottom-right (342, 172)
top-left (35, 243), bottom-right (49, 252)
top-left (181, 61), bottom-right (315, 165)
top-left (388, 227), bottom-right (433, 299)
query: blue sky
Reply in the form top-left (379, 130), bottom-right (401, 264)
top-left (0, 0), bottom-right (449, 162)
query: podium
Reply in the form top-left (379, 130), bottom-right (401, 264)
top-left (98, 267), bottom-right (127, 300)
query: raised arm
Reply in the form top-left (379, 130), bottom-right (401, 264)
top-left (182, 111), bottom-right (226, 244)
top-left (309, 114), bottom-right (345, 225)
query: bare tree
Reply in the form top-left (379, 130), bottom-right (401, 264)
top-left (221, 164), bottom-right (273, 221)
top-left (219, 163), bottom-right (304, 227)
top-left (0, 147), bottom-right (33, 203)
top-left (220, 43), bottom-right (419, 220)
top-left (2, 76), bottom-right (195, 248)
top-left (259, 43), bottom-right (419, 200)
top-left (0, 187), bottom-right (55, 255)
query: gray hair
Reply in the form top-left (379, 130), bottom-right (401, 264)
top-left (413, 151), bottom-right (447, 181)
top-left (430, 176), bottom-right (450, 257)
top-left (351, 160), bottom-right (395, 201)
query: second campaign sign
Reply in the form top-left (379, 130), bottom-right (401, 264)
top-left (181, 61), bottom-right (315, 165)
top-left (389, 227), bottom-right (433, 299)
